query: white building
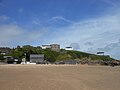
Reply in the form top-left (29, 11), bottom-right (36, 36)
top-left (97, 51), bottom-right (104, 55)
top-left (42, 44), bottom-right (60, 52)
top-left (65, 47), bottom-right (73, 50)
top-left (41, 45), bottom-right (51, 49)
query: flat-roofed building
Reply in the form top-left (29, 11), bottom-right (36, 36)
top-left (0, 47), bottom-right (11, 55)
top-left (30, 54), bottom-right (44, 64)
top-left (97, 52), bottom-right (104, 55)
top-left (41, 45), bottom-right (51, 49)
top-left (50, 44), bottom-right (60, 52)
top-left (41, 44), bottom-right (60, 52)
top-left (65, 47), bottom-right (73, 50)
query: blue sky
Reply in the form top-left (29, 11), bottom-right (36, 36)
top-left (0, 0), bottom-right (120, 59)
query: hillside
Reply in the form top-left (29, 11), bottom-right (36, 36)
top-left (0, 45), bottom-right (115, 63)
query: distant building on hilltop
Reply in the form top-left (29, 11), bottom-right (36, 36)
top-left (97, 52), bottom-right (104, 55)
top-left (0, 47), bottom-right (11, 55)
top-left (65, 47), bottom-right (73, 50)
top-left (50, 44), bottom-right (60, 52)
top-left (41, 45), bottom-right (51, 49)
top-left (41, 44), bottom-right (60, 52)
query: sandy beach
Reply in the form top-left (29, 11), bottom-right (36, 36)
top-left (0, 64), bottom-right (120, 90)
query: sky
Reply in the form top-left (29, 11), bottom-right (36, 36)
top-left (0, 0), bottom-right (120, 59)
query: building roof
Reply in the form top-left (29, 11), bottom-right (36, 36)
top-left (50, 44), bottom-right (60, 46)
top-left (30, 54), bottom-right (44, 57)
top-left (42, 45), bottom-right (51, 46)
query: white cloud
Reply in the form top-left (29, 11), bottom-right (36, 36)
top-left (101, 0), bottom-right (119, 7)
top-left (32, 18), bottom-right (41, 25)
top-left (84, 42), bottom-right (94, 46)
top-left (0, 24), bottom-right (23, 46)
top-left (45, 7), bottom-right (120, 59)
top-left (18, 8), bottom-right (24, 13)
top-left (0, 15), bottom-right (10, 20)
top-left (0, 24), bottom-right (47, 47)
top-left (49, 16), bottom-right (74, 23)
top-left (50, 13), bottom-right (120, 46)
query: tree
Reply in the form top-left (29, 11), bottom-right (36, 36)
top-left (0, 54), bottom-right (4, 61)
top-left (57, 54), bottom-right (72, 61)
top-left (43, 49), bottom-right (59, 62)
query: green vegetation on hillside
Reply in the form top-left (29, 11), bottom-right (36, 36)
top-left (1, 45), bottom-right (114, 62)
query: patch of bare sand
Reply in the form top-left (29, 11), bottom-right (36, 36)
top-left (0, 65), bottom-right (120, 90)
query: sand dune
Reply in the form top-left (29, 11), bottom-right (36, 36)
top-left (0, 65), bottom-right (120, 90)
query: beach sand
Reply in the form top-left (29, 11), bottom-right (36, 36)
top-left (0, 64), bottom-right (120, 90)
